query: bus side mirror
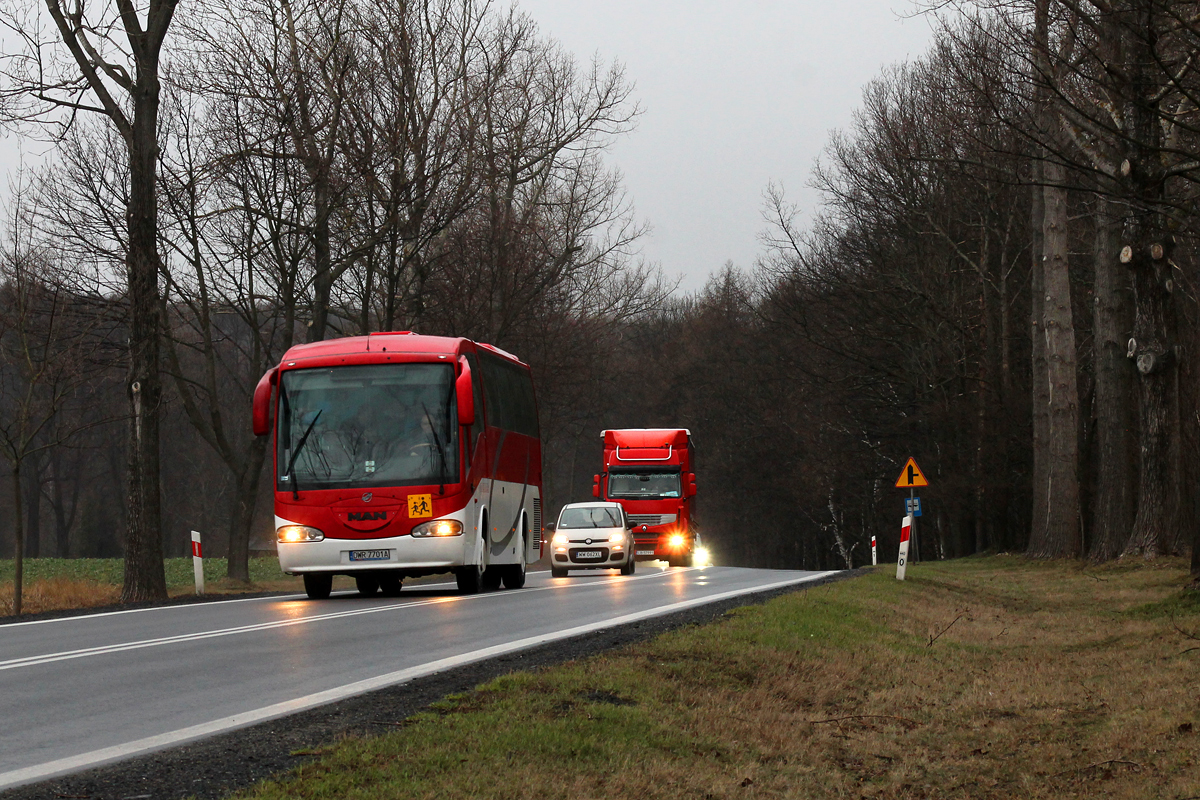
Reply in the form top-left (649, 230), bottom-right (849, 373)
top-left (252, 367), bottom-right (278, 437)
top-left (456, 358), bottom-right (475, 426)
top-left (592, 474), bottom-right (601, 498)
top-left (687, 473), bottom-right (697, 497)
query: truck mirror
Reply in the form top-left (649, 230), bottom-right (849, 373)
top-left (687, 473), bottom-right (697, 497)
top-left (456, 358), bottom-right (475, 426)
top-left (252, 367), bottom-right (278, 436)
top-left (592, 474), bottom-right (601, 498)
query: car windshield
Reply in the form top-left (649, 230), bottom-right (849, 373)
top-left (558, 507), bottom-right (623, 529)
top-left (277, 363), bottom-right (457, 490)
top-left (607, 471), bottom-right (681, 499)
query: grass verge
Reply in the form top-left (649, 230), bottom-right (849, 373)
top-left (0, 556), bottom-right (303, 616)
top-left (235, 556), bottom-right (1198, 799)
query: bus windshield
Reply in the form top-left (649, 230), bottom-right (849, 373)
top-left (277, 363), bottom-right (458, 490)
top-left (607, 471), bottom-right (681, 499)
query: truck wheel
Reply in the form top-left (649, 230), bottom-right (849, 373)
top-left (457, 564), bottom-right (484, 594)
top-left (355, 575), bottom-right (380, 596)
top-left (303, 573), bottom-right (332, 599)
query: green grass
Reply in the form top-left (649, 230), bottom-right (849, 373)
top-left (232, 556), bottom-right (1199, 800)
top-left (0, 556), bottom-right (292, 587)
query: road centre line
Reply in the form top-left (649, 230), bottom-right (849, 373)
top-left (0, 570), bottom-right (839, 792)
top-left (0, 567), bottom-right (695, 672)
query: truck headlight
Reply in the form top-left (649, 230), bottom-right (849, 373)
top-left (411, 519), bottom-right (463, 537)
top-left (277, 525), bottom-right (324, 543)
top-left (669, 533), bottom-right (686, 549)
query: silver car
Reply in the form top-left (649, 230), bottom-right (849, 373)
top-left (549, 502), bottom-right (635, 577)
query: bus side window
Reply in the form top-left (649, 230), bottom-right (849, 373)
top-left (464, 351), bottom-right (485, 450)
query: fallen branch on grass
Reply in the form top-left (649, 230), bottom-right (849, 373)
top-left (928, 614), bottom-right (965, 647)
top-left (810, 714), bottom-right (922, 729)
top-left (1050, 759), bottom-right (1143, 777)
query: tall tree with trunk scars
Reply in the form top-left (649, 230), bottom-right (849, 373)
top-left (1, 0), bottom-right (180, 600)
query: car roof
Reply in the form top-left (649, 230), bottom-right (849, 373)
top-left (560, 501), bottom-right (622, 510)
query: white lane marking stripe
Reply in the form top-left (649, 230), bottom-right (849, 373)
top-left (0, 570), bottom-right (839, 791)
top-left (0, 566), bottom-right (694, 671)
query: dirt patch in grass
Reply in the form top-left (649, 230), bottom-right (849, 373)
top-left (233, 556), bottom-right (1198, 800)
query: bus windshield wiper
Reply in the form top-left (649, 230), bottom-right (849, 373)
top-left (286, 409), bottom-right (322, 500)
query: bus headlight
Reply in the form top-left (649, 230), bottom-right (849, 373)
top-left (411, 519), bottom-right (463, 537)
top-left (277, 525), bottom-right (324, 543)
top-left (669, 533), bottom-right (686, 549)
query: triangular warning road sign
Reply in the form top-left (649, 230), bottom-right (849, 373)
top-left (895, 457), bottom-right (929, 488)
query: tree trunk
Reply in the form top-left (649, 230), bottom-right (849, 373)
top-left (11, 462), bottom-right (24, 616)
top-left (121, 80), bottom-right (168, 603)
top-left (1089, 194), bottom-right (1136, 560)
top-left (1029, 159), bottom-right (1051, 552)
top-left (1028, 159), bottom-right (1082, 557)
top-left (23, 460), bottom-right (40, 560)
top-left (226, 436), bottom-right (269, 582)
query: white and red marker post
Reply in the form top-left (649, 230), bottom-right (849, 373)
top-left (191, 530), bottom-right (205, 595)
top-left (896, 515), bottom-right (911, 580)
top-left (871, 535), bottom-right (877, 566)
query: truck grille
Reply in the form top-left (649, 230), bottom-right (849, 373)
top-left (628, 513), bottom-right (677, 527)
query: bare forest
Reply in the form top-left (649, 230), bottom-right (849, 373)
top-left (1, 0), bottom-right (1199, 598)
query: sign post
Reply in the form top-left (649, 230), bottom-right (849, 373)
top-left (191, 530), bottom-right (205, 595)
top-left (871, 535), bottom-right (877, 566)
top-left (897, 515), bottom-right (911, 580)
top-left (894, 457), bottom-right (929, 566)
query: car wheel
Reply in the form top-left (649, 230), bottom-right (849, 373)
top-left (620, 554), bottom-right (635, 575)
top-left (355, 575), bottom-right (380, 596)
top-left (457, 564), bottom-right (484, 594)
top-left (378, 575), bottom-right (403, 596)
top-left (551, 565), bottom-right (568, 578)
top-left (303, 573), bottom-right (332, 599)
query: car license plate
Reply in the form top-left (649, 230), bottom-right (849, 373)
top-left (349, 549), bottom-right (391, 562)
top-left (574, 550), bottom-right (603, 560)
top-left (636, 550), bottom-right (655, 556)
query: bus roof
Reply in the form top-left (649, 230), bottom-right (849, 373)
top-left (278, 333), bottom-right (527, 368)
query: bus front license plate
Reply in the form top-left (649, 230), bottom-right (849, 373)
top-left (636, 550), bottom-right (655, 556)
top-left (574, 550), bottom-right (602, 560)
top-left (350, 549), bottom-right (391, 562)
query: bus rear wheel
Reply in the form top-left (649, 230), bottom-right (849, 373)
top-left (482, 567), bottom-right (503, 591)
top-left (355, 575), bottom-right (380, 596)
top-left (303, 574), bottom-right (332, 599)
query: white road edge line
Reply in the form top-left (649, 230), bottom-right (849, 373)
top-left (0, 567), bottom-right (692, 671)
top-left (0, 570), bottom-right (839, 791)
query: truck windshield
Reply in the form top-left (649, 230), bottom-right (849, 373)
top-left (559, 507), bottom-right (623, 529)
top-left (277, 363), bottom-right (457, 490)
top-left (607, 471), bottom-right (681, 499)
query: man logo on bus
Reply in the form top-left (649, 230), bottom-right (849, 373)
top-left (408, 494), bottom-right (433, 518)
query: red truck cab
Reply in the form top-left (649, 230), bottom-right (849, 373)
top-left (593, 429), bottom-right (697, 566)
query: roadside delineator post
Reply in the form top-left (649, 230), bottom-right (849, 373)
top-left (191, 531), bottom-right (205, 595)
top-left (896, 515), bottom-right (911, 580)
top-left (871, 535), bottom-right (877, 566)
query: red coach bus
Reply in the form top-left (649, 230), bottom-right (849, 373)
top-left (593, 429), bottom-right (697, 567)
top-left (252, 332), bottom-right (542, 598)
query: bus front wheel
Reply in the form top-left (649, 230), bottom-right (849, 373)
top-left (303, 574), bottom-right (332, 600)
top-left (457, 564), bottom-right (484, 594)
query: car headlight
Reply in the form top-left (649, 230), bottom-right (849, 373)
top-left (669, 533), bottom-right (686, 549)
top-left (277, 525), bottom-right (324, 543)
top-left (609, 531), bottom-right (626, 545)
top-left (552, 533), bottom-right (568, 547)
top-left (411, 519), bottom-right (464, 537)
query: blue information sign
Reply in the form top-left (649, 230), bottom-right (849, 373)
top-left (905, 497), bottom-right (922, 517)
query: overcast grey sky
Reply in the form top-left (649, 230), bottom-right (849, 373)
top-left (516, 0), bottom-right (936, 292)
top-left (0, 2), bottom-right (937, 294)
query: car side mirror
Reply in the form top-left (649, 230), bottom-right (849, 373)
top-left (252, 367), bottom-right (278, 436)
top-left (456, 358), bottom-right (475, 426)
top-left (592, 474), bottom-right (601, 498)
top-left (687, 472), bottom-right (697, 497)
